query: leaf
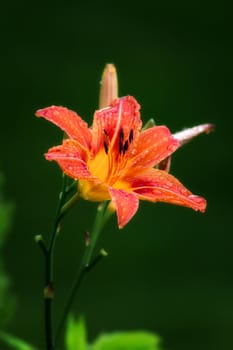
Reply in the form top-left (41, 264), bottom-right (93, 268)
top-left (91, 331), bottom-right (163, 350)
top-left (65, 314), bottom-right (87, 350)
top-left (0, 331), bottom-right (37, 350)
top-left (142, 118), bottom-right (156, 130)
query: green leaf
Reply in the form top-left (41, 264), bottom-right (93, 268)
top-left (91, 331), bottom-right (162, 350)
top-left (0, 331), bottom-right (37, 350)
top-left (142, 118), bottom-right (156, 130)
top-left (65, 314), bottom-right (87, 350)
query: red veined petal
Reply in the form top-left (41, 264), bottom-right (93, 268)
top-left (91, 96), bottom-right (142, 155)
top-left (130, 126), bottom-right (179, 169)
top-left (45, 139), bottom-right (93, 180)
top-left (109, 187), bottom-right (139, 228)
top-left (129, 168), bottom-right (206, 212)
top-left (36, 106), bottom-right (91, 149)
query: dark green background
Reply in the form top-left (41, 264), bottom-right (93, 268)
top-left (1, 1), bottom-right (232, 349)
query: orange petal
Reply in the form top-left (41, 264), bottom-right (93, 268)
top-left (36, 106), bottom-right (91, 149)
top-left (131, 126), bottom-right (179, 169)
top-left (129, 168), bottom-right (206, 212)
top-left (91, 96), bottom-right (142, 155)
top-left (46, 140), bottom-right (93, 180)
top-left (109, 187), bottom-right (139, 228)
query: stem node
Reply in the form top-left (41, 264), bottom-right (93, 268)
top-left (44, 284), bottom-right (54, 299)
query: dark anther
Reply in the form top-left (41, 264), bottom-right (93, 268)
top-left (104, 129), bottom-right (108, 136)
top-left (119, 127), bottom-right (124, 141)
top-left (103, 141), bottom-right (108, 154)
top-left (123, 140), bottom-right (129, 154)
top-left (129, 129), bottom-right (134, 143)
top-left (119, 139), bottom-right (124, 154)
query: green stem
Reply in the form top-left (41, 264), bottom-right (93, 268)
top-left (55, 201), bottom-right (111, 343)
top-left (36, 176), bottom-right (78, 349)
top-left (82, 201), bottom-right (109, 267)
top-left (44, 173), bottom-right (68, 350)
top-left (65, 180), bottom-right (78, 195)
top-left (55, 249), bottom-right (107, 344)
top-left (59, 192), bottom-right (79, 221)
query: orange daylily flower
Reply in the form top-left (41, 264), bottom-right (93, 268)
top-left (36, 96), bottom-right (206, 228)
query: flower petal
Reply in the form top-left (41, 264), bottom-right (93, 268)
top-left (46, 140), bottom-right (93, 179)
top-left (91, 96), bottom-right (142, 155)
top-left (109, 187), bottom-right (139, 228)
top-left (130, 126), bottom-right (179, 169)
top-left (129, 168), bottom-right (206, 212)
top-left (36, 106), bottom-right (91, 149)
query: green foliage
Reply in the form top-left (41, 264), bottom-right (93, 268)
top-left (142, 118), bottom-right (156, 130)
top-left (65, 315), bottom-right (87, 350)
top-left (0, 174), bottom-right (14, 247)
top-left (0, 265), bottom-right (15, 326)
top-left (91, 331), bottom-right (162, 350)
top-left (0, 331), bottom-right (37, 350)
top-left (65, 315), bottom-right (163, 350)
top-left (0, 173), bottom-right (15, 327)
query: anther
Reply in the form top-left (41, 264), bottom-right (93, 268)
top-left (123, 140), bottom-right (129, 154)
top-left (103, 141), bottom-right (109, 154)
top-left (119, 139), bottom-right (124, 154)
top-left (129, 129), bottom-right (134, 143)
top-left (119, 127), bottom-right (124, 141)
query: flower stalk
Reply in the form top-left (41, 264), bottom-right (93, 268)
top-left (55, 201), bottom-right (111, 344)
top-left (36, 173), bottom-right (74, 350)
top-left (44, 173), bottom-right (68, 350)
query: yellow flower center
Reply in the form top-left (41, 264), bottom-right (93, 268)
top-left (78, 128), bottom-right (133, 201)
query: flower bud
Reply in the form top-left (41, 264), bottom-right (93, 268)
top-left (99, 63), bottom-right (118, 108)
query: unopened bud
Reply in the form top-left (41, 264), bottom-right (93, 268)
top-left (99, 63), bottom-right (118, 109)
top-left (34, 234), bottom-right (43, 243)
top-left (100, 248), bottom-right (108, 257)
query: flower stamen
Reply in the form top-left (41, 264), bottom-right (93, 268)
top-left (123, 140), bottom-right (129, 154)
top-left (119, 136), bottom-right (124, 155)
top-left (103, 141), bottom-right (108, 154)
top-left (103, 129), bottom-right (110, 155)
top-left (129, 128), bottom-right (134, 143)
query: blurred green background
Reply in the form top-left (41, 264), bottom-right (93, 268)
top-left (1, 1), bottom-right (232, 349)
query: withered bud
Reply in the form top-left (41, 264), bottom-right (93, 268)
top-left (173, 123), bottom-right (215, 146)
